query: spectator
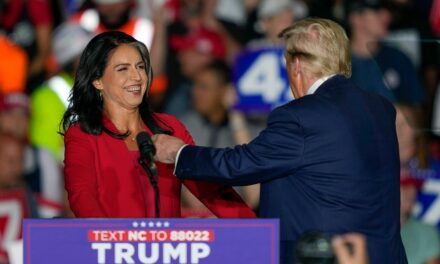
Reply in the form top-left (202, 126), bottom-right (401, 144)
top-left (248, 0), bottom-right (295, 49)
top-left (180, 60), bottom-right (261, 215)
top-left (70, 0), bottom-right (153, 48)
top-left (0, 93), bottom-right (63, 207)
top-left (396, 104), bottom-right (437, 181)
top-left (164, 26), bottom-right (226, 117)
top-left (396, 104), bottom-right (419, 168)
top-left (181, 60), bottom-right (245, 148)
top-left (0, 0), bottom-right (53, 93)
top-left (346, 0), bottom-right (396, 102)
top-left (400, 175), bottom-right (440, 264)
top-left (348, 0), bottom-right (426, 106)
top-left (0, 132), bottom-right (61, 262)
top-left (30, 22), bottom-right (94, 162)
top-left (396, 104), bottom-right (440, 264)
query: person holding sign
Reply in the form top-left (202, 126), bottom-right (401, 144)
top-left (62, 31), bottom-right (255, 219)
top-left (152, 18), bottom-right (407, 263)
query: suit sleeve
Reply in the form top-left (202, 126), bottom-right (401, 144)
top-left (183, 180), bottom-right (256, 217)
top-left (63, 126), bottom-right (106, 217)
top-left (164, 114), bottom-right (256, 218)
top-left (175, 106), bottom-right (304, 185)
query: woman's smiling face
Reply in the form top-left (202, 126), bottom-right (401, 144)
top-left (93, 43), bottom-right (148, 111)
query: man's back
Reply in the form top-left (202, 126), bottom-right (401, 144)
top-left (174, 75), bottom-right (406, 263)
top-left (162, 17), bottom-right (409, 263)
top-left (258, 75), bottom-right (405, 262)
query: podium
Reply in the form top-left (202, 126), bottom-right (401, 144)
top-left (23, 218), bottom-right (279, 264)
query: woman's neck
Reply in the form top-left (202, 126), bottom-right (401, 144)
top-left (104, 107), bottom-right (144, 134)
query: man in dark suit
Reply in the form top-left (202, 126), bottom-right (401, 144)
top-left (153, 18), bottom-right (407, 263)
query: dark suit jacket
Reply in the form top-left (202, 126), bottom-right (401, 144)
top-left (175, 75), bottom-right (407, 263)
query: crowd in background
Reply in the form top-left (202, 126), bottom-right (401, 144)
top-left (1, 0), bottom-right (440, 263)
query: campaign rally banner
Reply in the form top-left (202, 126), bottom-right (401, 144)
top-left (233, 47), bottom-right (293, 113)
top-left (23, 218), bottom-right (279, 264)
top-left (401, 161), bottom-right (440, 230)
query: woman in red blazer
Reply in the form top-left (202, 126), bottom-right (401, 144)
top-left (62, 31), bottom-right (255, 218)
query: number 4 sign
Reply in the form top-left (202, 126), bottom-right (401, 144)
top-left (233, 47), bottom-right (293, 114)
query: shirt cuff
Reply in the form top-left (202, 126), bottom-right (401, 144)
top-left (173, 144), bottom-right (188, 175)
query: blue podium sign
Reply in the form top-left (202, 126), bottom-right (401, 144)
top-left (233, 47), bottom-right (293, 113)
top-left (23, 219), bottom-right (279, 264)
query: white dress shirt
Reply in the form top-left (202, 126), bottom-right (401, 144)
top-left (307, 74), bottom-right (335, 95)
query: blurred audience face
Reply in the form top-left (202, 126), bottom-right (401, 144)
top-left (95, 0), bottom-right (132, 29)
top-left (171, 27), bottom-right (225, 80)
top-left (350, 8), bottom-right (390, 39)
top-left (397, 105), bottom-right (420, 221)
top-left (92, 44), bottom-right (148, 111)
top-left (262, 10), bottom-right (294, 41)
top-left (178, 49), bottom-right (214, 79)
top-left (0, 107), bottom-right (29, 141)
top-left (0, 93), bottom-right (30, 141)
top-left (180, 0), bottom-right (202, 28)
top-left (378, 8), bottom-right (392, 29)
top-left (192, 68), bottom-right (226, 116)
top-left (0, 134), bottom-right (24, 189)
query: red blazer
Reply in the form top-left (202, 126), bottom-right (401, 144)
top-left (64, 112), bottom-right (255, 218)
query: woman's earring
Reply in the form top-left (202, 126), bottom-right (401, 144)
top-left (99, 90), bottom-right (103, 100)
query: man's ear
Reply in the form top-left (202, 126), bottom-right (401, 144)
top-left (293, 57), bottom-right (301, 76)
top-left (92, 79), bottom-right (102, 90)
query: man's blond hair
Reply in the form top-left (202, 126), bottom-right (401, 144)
top-left (279, 18), bottom-right (351, 78)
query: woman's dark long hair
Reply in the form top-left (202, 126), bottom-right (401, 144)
top-left (61, 31), bottom-right (172, 137)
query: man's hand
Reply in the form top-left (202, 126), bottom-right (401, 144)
top-left (152, 134), bottom-right (185, 164)
top-left (332, 233), bottom-right (368, 264)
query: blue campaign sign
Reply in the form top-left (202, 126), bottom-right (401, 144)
top-left (404, 162), bottom-right (440, 229)
top-left (23, 218), bottom-right (279, 264)
top-left (416, 179), bottom-right (440, 229)
top-left (233, 47), bottom-right (293, 113)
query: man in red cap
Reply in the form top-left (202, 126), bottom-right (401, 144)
top-left (170, 28), bottom-right (226, 78)
top-left (163, 27), bottom-right (226, 117)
